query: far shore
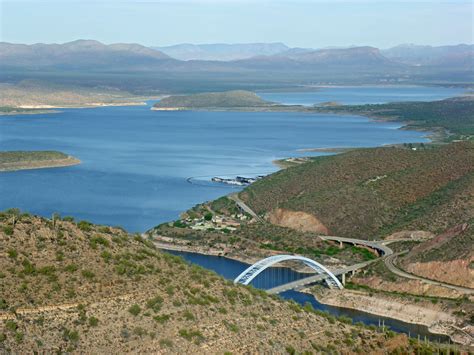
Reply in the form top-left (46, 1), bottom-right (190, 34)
top-left (0, 96), bottom-right (165, 116)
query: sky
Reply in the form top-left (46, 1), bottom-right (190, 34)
top-left (0, 0), bottom-right (472, 48)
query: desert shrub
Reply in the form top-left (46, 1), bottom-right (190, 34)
top-left (183, 310), bottom-right (195, 321)
top-left (100, 250), bottom-right (112, 262)
top-left (77, 220), bottom-right (92, 232)
top-left (62, 329), bottom-right (79, 342)
top-left (81, 270), bottom-right (95, 279)
top-left (128, 304), bottom-right (141, 316)
top-left (159, 338), bottom-right (173, 348)
top-left (146, 295), bottom-right (164, 313)
top-left (89, 235), bottom-right (109, 249)
top-left (178, 329), bottom-right (204, 343)
top-left (14, 331), bottom-right (24, 343)
top-left (65, 263), bottom-right (78, 273)
top-left (88, 317), bottom-right (99, 327)
top-left (5, 320), bottom-right (17, 331)
top-left (2, 226), bottom-right (14, 236)
top-left (154, 314), bottom-right (170, 324)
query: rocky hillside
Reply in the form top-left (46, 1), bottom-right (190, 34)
top-left (0, 210), bottom-right (416, 353)
top-left (241, 142), bottom-right (474, 239)
top-left (399, 223), bottom-right (474, 288)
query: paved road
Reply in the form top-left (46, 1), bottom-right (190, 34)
top-left (384, 252), bottom-right (474, 295)
top-left (228, 193), bottom-right (263, 222)
top-left (319, 235), bottom-right (393, 256)
top-left (266, 259), bottom-right (378, 294)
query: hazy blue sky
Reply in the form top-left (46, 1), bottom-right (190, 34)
top-left (1, 0), bottom-right (472, 48)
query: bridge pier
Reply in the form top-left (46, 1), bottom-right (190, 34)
top-left (341, 273), bottom-right (346, 286)
top-left (339, 241), bottom-right (343, 249)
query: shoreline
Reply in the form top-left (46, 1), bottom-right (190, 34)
top-left (0, 156), bottom-right (81, 172)
top-left (0, 96), bottom-right (164, 116)
top-left (305, 288), bottom-right (472, 346)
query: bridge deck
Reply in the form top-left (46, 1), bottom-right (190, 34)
top-left (266, 260), bottom-right (377, 294)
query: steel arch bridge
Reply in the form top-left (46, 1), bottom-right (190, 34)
top-left (234, 255), bottom-right (344, 290)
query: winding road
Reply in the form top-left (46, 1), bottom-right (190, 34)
top-left (227, 193), bottom-right (474, 294)
top-left (384, 252), bottom-right (474, 294)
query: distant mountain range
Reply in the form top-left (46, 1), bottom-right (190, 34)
top-left (153, 42), bottom-right (289, 61)
top-left (234, 46), bottom-right (400, 70)
top-left (382, 44), bottom-right (474, 68)
top-left (2, 39), bottom-right (471, 71)
top-left (0, 40), bottom-right (472, 93)
top-left (153, 42), bottom-right (473, 70)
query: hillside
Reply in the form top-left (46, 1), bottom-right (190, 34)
top-left (153, 90), bottom-right (273, 110)
top-left (0, 40), bottom-right (172, 69)
top-left (240, 142), bottom-right (474, 240)
top-left (0, 210), bottom-right (417, 353)
top-left (0, 151), bottom-right (80, 172)
top-left (313, 96), bottom-right (474, 140)
top-left (399, 223), bottom-right (474, 288)
top-left (0, 81), bottom-right (149, 109)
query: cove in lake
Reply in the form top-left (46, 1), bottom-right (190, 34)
top-left (169, 250), bottom-right (451, 343)
top-left (0, 86), bottom-right (460, 232)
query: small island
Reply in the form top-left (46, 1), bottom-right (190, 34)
top-left (0, 151), bottom-right (81, 172)
top-left (152, 90), bottom-right (275, 110)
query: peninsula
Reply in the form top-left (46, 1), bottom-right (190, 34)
top-left (152, 90), bottom-right (276, 110)
top-left (0, 151), bottom-right (81, 172)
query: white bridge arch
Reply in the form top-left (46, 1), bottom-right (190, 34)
top-left (234, 255), bottom-right (343, 289)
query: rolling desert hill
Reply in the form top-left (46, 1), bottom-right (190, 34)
top-left (0, 210), bottom-right (415, 353)
top-left (399, 223), bottom-right (474, 288)
top-left (240, 142), bottom-right (474, 240)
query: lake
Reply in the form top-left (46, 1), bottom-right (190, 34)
top-left (0, 85), bottom-right (461, 231)
top-left (259, 85), bottom-right (466, 106)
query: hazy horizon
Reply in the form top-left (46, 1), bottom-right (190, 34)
top-left (1, 0), bottom-right (472, 48)
top-left (1, 38), bottom-right (473, 50)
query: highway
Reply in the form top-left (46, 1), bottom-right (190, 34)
top-left (384, 252), bottom-right (474, 295)
top-left (228, 193), bottom-right (263, 222)
top-left (266, 259), bottom-right (378, 294)
top-left (225, 194), bottom-right (474, 295)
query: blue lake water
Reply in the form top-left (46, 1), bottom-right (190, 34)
top-left (259, 85), bottom-right (465, 106)
top-left (0, 86), bottom-right (460, 232)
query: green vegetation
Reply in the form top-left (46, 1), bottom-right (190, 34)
top-left (0, 210), bottom-right (462, 353)
top-left (241, 142), bottom-right (474, 239)
top-left (0, 151), bottom-right (68, 164)
top-left (153, 90), bottom-right (273, 109)
top-left (313, 96), bottom-right (474, 141)
top-left (128, 304), bottom-right (142, 316)
top-left (0, 151), bottom-right (80, 172)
